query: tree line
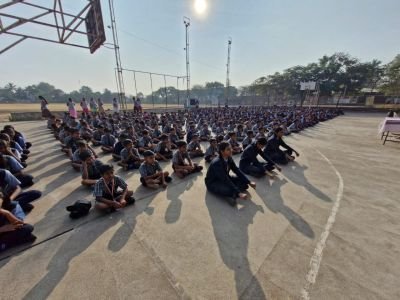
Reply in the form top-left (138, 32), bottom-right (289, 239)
top-left (1, 52), bottom-right (399, 105)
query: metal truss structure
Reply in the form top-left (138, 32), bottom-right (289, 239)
top-left (0, 0), bottom-right (105, 55)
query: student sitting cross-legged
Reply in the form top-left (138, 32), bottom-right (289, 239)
top-left (112, 133), bottom-right (128, 161)
top-left (100, 128), bottom-right (116, 154)
top-left (79, 150), bottom-right (104, 187)
top-left (139, 150), bottom-right (172, 189)
top-left (172, 141), bottom-right (203, 179)
top-left (0, 169), bottom-right (42, 213)
top-left (118, 139), bottom-right (143, 171)
top-left (0, 203), bottom-right (36, 252)
top-left (187, 134), bottom-right (204, 158)
top-left (204, 138), bottom-right (218, 163)
top-left (93, 164), bottom-right (135, 213)
top-left (205, 141), bottom-right (256, 207)
top-left (154, 134), bottom-right (173, 161)
top-left (72, 140), bottom-right (97, 171)
top-left (239, 137), bottom-right (281, 178)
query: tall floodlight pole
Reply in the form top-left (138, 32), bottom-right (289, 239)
top-left (108, 0), bottom-right (126, 110)
top-left (225, 37), bottom-right (232, 107)
top-left (184, 17), bottom-right (191, 108)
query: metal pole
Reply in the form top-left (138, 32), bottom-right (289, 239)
top-left (225, 37), bottom-right (232, 106)
top-left (164, 75), bottom-right (168, 109)
top-left (133, 71), bottom-right (138, 98)
top-left (150, 73), bottom-right (155, 109)
top-left (177, 77), bottom-right (180, 107)
top-left (184, 17), bottom-right (191, 108)
top-left (108, 0), bottom-right (126, 110)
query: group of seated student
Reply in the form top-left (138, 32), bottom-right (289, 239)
top-left (47, 104), bottom-right (338, 195)
top-left (0, 126), bottom-right (41, 252)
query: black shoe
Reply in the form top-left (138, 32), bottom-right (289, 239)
top-left (22, 203), bottom-right (34, 213)
top-left (165, 176), bottom-right (172, 183)
top-left (126, 196), bottom-right (136, 205)
top-left (23, 150), bottom-right (30, 155)
top-left (25, 142), bottom-right (32, 149)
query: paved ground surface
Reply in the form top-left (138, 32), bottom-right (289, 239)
top-left (0, 113), bottom-right (399, 300)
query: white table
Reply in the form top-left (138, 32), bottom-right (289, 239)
top-left (379, 117), bottom-right (400, 145)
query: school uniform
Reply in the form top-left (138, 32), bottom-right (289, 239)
top-left (205, 156), bottom-right (250, 200)
top-left (264, 134), bottom-right (294, 165)
top-left (0, 155), bottom-right (33, 188)
top-left (120, 148), bottom-right (141, 169)
top-left (0, 215), bottom-right (35, 252)
top-left (93, 176), bottom-right (127, 203)
top-left (101, 134), bottom-right (116, 147)
top-left (187, 141), bottom-right (204, 158)
top-left (155, 142), bottom-right (172, 159)
top-left (242, 136), bottom-right (253, 149)
top-left (239, 143), bottom-right (275, 177)
top-left (0, 169), bottom-right (41, 212)
top-left (139, 161), bottom-right (162, 186)
top-left (81, 160), bottom-right (103, 180)
top-left (204, 145), bottom-right (218, 163)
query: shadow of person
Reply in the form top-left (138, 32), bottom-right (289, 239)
top-left (165, 173), bottom-right (200, 224)
top-left (282, 162), bottom-right (332, 203)
top-left (256, 177), bottom-right (314, 239)
top-left (22, 212), bottom-right (123, 300)
top-left (205, 191), bottom-right (266, 299)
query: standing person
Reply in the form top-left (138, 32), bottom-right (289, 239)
top-left (239, 137), bottom-right (281, 178)
top-left (97, 98), bottom-right (105, 114)
top-left (112, 98), bottom-right (120, 114)
top-left (80, 98), bottom-right (90, 117)
top-left (89, 98), bottom-right (98, 114)
top-left (39, 95), bottom-right (51, 119)
top-left (264, 127), bottom-right (299, 165)
top-left (93, 164), bottom-right (135, 212)
top-left (67, 98), bottom-right (77, 119)
top-left (205, 141), bottom-right (256, 207)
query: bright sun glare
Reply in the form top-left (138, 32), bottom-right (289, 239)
top-left (194, 0), bottom-right (207, 15)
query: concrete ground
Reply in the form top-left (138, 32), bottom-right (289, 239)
top-left (0, 113), bottom-right (399, 300)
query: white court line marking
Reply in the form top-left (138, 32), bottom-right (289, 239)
top-left (300, 150), bottom-right (344, 300)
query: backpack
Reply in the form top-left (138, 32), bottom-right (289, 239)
top-left (66, 200), bottom-right (92, 219)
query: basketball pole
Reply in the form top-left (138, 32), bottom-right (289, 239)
top-left (225, 37), bottom-right (232, 107)
top-left (108, 0), bottom-right (126, 110)
top-left (184, 17), bottom-right (191, 108)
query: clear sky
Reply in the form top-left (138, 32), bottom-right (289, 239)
top-left (1, 0), bottom-right (399, 95)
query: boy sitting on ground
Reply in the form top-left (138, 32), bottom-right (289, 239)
top-left (112, 133), bottom-right (127, 161)
top-left (242, 130), bottom-right (254, 149)
top-left (118, 139), bottom-right (143, 171)
top-left (228, 132), bottom-right (243, 155)
top-left (91, 125), bottom-right (104, 146)
top-left (93, 164), bottom-right (135, 212)
top-left (204, 138), bottom-right (219, 163)
top-left (139, 151), bottom-right (172, 189)
top-left (187, 134), bottom-right (204, 158)
top-left (200, 124), bottom-right (211, 141)
top-left (138, 130), bottom-right (155, 153)
top-left (155, 134), bottom-right (173, 161)
top-left (72, 140), bottom-right (97, 171)
top-left (79, 150), bottom-right (104, 187)
top-left (100, 128), bottom-right (116, 154)
top-left (172, 141), bottom-right (203, 179)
